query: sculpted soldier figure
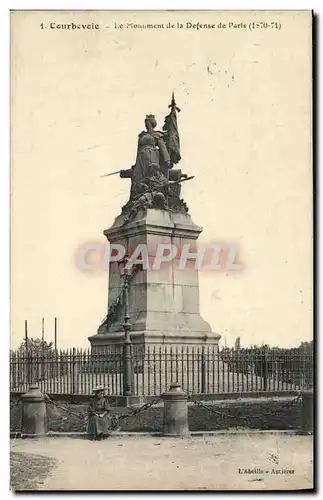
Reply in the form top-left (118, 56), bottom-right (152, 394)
top-left (122, 163), bottom-right (168, 223)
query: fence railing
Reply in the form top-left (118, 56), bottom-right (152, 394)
top-left (10, 345), bottom-right (313, 396)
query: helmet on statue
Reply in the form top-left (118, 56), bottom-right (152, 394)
top-left (152, 191), bottom-right (166, 209)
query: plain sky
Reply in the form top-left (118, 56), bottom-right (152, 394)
top-left (10, 10), bottom-right (312, 349)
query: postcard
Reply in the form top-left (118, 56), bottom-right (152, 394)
top-left (10, 10), bottom-right (313, 491)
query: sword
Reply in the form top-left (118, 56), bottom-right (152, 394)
top-left (169, 175), bottom-right (194, 185)
top-left (100, 170), bottom-right (122, 178)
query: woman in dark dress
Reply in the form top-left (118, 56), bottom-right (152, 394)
top-left (87, 386), bottom-right (113, 441)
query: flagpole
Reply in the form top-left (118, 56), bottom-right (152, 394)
top-left (41, 317), bottom-right (44, 343)
top-left (54, 317), bottom-right (57, 352)
top-left (164, 91), bottom-right (181, 208)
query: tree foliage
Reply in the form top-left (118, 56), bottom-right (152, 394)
top-left (17, 338), bottom-right (54, 356)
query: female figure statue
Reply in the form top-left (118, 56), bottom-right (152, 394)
top-left (135, 114), bottom-right (171, 180)
top-left (120, 115), bottom-right (171, 200)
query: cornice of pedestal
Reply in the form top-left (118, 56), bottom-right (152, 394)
top-left (104, 208), bottom-right (204, 242)
top-left (88, 330), bottom-right (221, 346)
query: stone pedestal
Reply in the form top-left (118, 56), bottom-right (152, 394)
top-left (21, 385), bottom-right (47, 436)
top-left (89, 208), bottom-right (220, 351)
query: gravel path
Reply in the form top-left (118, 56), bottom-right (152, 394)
top-left (10, 451), bottom-right (58, 491)
top-left (10, 433), bottom-right (313, 491)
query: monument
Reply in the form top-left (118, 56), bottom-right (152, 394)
top-left (89, 94), bottom-right (221, 352)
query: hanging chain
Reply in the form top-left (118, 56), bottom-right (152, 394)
top-left (44, 394), bottom-right (89, 422)
top-left (44, 393), bottom-right (162, 427)
top-left (16, 391), bottom-right (303, 432)
top-left (116, 396), bottom-right (162, 421)
top-left (187, 393), bottom-right (303, 420)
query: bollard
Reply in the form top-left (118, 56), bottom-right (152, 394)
top-left (301, 390), bottom-right (313, 434)
top-left (21, 385), bottom-right (47, 436)
top-left (161, 382), bottom-right (190, 437)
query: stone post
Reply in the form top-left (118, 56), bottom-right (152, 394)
top-left (21, 385), bottom-right (47, 436)
top-left (161, 382), bottom-right (190, 437)
top-left (301, 390), bottom-right (313, 433)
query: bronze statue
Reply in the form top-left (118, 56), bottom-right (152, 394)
top-left (120, 115), bottom-right (171, 200)
top-left (136, 114), bottom-right (171, 177)
top-left (102, 94), bottom-right (193, 223)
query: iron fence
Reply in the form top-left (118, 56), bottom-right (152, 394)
top-left (10, 344), bottom-right (313, 396)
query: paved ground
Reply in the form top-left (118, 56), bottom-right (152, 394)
top-left (10, 433), bottom-right (313, 491)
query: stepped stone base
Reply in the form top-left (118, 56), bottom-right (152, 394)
top-left (89, 208), bottom-right (221, 353)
